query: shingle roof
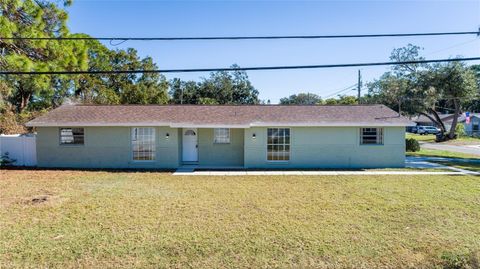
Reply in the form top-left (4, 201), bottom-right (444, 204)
top-left (26, 104), bottom-right (413, 127)
top-left (411, 114), bottom-right (455, 123)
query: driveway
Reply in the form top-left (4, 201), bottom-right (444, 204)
top-left (421, 142), bottom-right (480, 156)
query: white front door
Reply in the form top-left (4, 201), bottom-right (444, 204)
top-left (182, 128), bottom-right (198, 162)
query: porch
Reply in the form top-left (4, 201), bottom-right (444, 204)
top-left (179, 128), bottom-right (245, 167)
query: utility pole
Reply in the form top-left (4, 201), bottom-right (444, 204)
top-left (398, 97), bottom-right (402, 116)
top-left (357, 69), bottom-right (362, 104)
top-left (180, 88), bottom-right (183, 104)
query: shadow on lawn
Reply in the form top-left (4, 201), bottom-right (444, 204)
top-left (0, 166), bottom-right (176, 173)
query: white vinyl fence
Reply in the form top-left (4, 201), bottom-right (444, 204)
top-left (0, 134), bottom-right (37, 166)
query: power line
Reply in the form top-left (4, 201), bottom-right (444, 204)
top-left (425, 38), bottom-right (479, 57)
top-left (403, 96), bottom-right (480, 101)
top-left (2, 31), bottom-right (479, 41)
top-left (1, 56), bottom-right (480, 76)
top-left (323, 83), bottom-right (358, 99)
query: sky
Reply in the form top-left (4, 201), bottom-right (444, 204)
top-left (67, 0), bottom-right (480, 103)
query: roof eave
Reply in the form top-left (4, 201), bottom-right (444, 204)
top-left (26, 121), bottom-right (414, 127)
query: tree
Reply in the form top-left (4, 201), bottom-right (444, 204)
top-left (322, 95), bottom-right (357, 105)
top-left (71, 47), bottom-right (169, 105)
top-left (0, 0), bottom-right (88, 112)
top-left (72, 35), bottom-right (114, 104)
top-left (323, 98), bottom-right (338, 105)
top-left (169, 78), bottom-right (200, 104)
top-left (336, 95), bottom-right (357, 105)
top-left (279, 93), bottom-right (322, 105)
top-left (430, 62), bottom-right (477, 138)
top-left (366, 44), bottom-right (478, 139)
top-left (462, 65), bottom-right (480, 112)
top-left (115, 51), bottom-right (169, 105)
top-left (169, 65), bottom-right (260, 105)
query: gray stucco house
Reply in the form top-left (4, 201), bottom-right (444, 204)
top-left (26, 104), bottom-right (411, 169)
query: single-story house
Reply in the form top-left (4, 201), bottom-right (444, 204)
top-left (408, 113), bottom-right (456, 132)
top-left (26, 104), bottom-right (412, 169)
top-left (458, 113), bottom-right (480, 136)
top-left (408, 113), bottom-right (480, 136)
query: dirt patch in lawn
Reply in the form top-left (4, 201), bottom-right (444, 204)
top-left (30, 195), bottom-right (49, 204)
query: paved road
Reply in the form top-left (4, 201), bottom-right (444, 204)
top-left (421, 142), bottom-right (480, 156)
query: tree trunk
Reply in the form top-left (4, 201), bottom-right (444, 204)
top-left (429, 109), bottom-right (447, 134)
top-left (448, 99), bottom-right (460, 139)
top-left (19, 94), bottom-right (30, 112)
top-left (16, 83), bottom-right (31, 113)
top-left (419, 111), bottom-right (445, 133)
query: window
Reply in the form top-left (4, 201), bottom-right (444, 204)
top-left (184, 130), bottom-right (196, 136)
top-left (360, 128), bottom-right (383, 145)
top-left (473, 122), bottom-right (479, 132)
top-left (214, 128), bottom-right (230, 144)
top-left (132, 127), bottom-right (156, 161)
top-left (267, 128), bottom-right (290, 161)
top-left (60, 128), bottom-right (84, 145)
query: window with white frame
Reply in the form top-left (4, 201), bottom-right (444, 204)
top-left (131, 127), bottom-right (156, 161)
top-left (360, 128), bottom-right (383, 145)
top-left (60, 128), bottom-right (84, 145)
top-left (214, 128), bottom-right (230, 144)
top-left (267, 128), bottom-right (290, 161)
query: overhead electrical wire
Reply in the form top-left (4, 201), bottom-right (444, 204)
top-left (322, 83), bottom-right (358, 98)
top-left (425, 38), bottom-right (479, 57)
top-left (1, 30), bottom-right (479, 41)
top-left (2, 56), bottom-right (480, 75)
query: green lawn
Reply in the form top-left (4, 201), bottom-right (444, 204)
top-left (405, 133), bottom-right (480, 159)
top-left (406, 133), bottom-right (436, 142)
top-left (406, 133), bottom-right (480, 145)
top-left (449, 136), bottom-right (480, 145)
top-left (1, 170), bottom-right (480, 268)
top-left (406, 148), bottom-right (480, 159)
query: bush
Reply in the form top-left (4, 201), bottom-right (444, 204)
top-left (455, 124), bottom-right (467, 138)
top-left (0, 109), bottom-right (26, 134)
top-left (0, 152), bottom-right (16, 167)
top-left (406, 138), bottom-right (420, 152)
top-left (0, 107), bottom-right (47, 135)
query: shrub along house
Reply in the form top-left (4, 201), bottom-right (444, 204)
top-left (26, 104), bottom-right (412, 169)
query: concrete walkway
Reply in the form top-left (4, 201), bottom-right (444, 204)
top-left (172, 156), bottom-right (480, 176)
top-left (407, 156), bottom-right (480, 164)
top-left (173, 170), bottom-right (470, 176)
top-left (406, 156), bottom-right (480, 175)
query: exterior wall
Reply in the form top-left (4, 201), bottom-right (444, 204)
top-left (244, 127), bottom-right (405, 169)
top-left (36, 126), bottom-right (180, 169)
top-left (196, 128), bottom-right (244, 167)
top-left (463, 117), bottom-right (480, 136)
top-left (36, 126), bottom-right (405, 169)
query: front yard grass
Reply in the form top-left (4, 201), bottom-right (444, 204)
top-left (431, 161), bottom-right (480, 172)
top-left (406, 133), bottom-right (480, 145)
top-left (406, 133), bottom-right (436, 143)
top-left (406, 148), bottom-right (480, 159)
top-left (1, 170), bottom-right (480, 268)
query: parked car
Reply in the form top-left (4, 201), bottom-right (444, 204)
top-left (416, 126), bottom-right (440, 135)
top-left (406, 126), bottom-right (418, 133)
